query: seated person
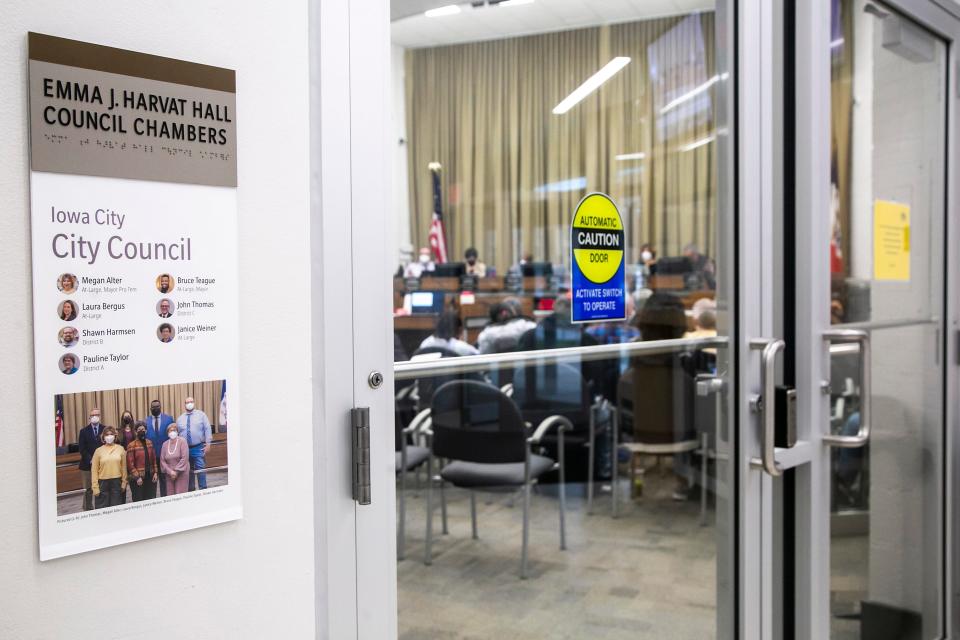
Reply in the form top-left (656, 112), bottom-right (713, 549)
top-left (507, 253), bottom-right (535, 276)
top-left (476, 298), bottom-right (535, 354)
top-left (403, 247), bottom-right (435, 279)
top-left (519, 297), bottom-right (596, 351)
top-left (631, 291), bottom-right (688, 342)
top-left (630, 291), bottom-right (698, 500)
top-left (639, 243), bottom-right (657, 268)
top-left (683, 297), bottom-right (718, 370)
top-left (683, 243), bottom-right (716, 290)
top-left (464, 247), bottom-right (487, 278)
top-left (586, 294), bottom-right (641, 345)
top-left (519, 297), bottom-right (612, 400)
top-left (684, 298), bottom-right (718, 340)
top-left (418, 311), bottom-right (479, 357)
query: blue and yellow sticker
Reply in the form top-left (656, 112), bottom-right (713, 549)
top-left (571, 193), bottom-right (626, 323)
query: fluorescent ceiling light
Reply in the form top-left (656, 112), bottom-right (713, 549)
top-left (552, 57), bottom-right (631, 115)
top-left (679, 134), bottom-right (716, 152)
top-left (534, 176), bottom-right (587, 195)
top-left (617, 167), bottom-right (644, 179)
top-left (615, 152), bottom-right (646, 161)
top-left (500, 0), bottom-right (534, 5)
top-left (659, 72), bottom-right (729, 114)
top-left (425, 4), bottom-right (461, 17)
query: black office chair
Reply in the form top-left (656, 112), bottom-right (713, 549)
top-left (511, 360), bottom-right (611, 511)
top-left (396, 407), bottom-right (431, 560)
top-left (394, 345), bottom-right (461, 558)
top-left (424, 380), bottom-right (572, 578)
top-left (410, 345), bottom-right (462, 412)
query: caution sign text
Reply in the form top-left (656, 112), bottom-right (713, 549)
top-left (571, 193), bottom-right (626, 323)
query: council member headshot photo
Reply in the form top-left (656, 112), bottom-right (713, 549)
top-left (57, 273), bottom-right (78, 294)
top-left (58, 326), bottom-right (79, 348)
top-left (58, 299), bottom-right (78, 321)
top-left (157, 323), bottom-right (175, 343)
top-left (60, 353), bottom-right (79, 375)
top-left (156, 298), bottom-right (175, 318)
top-left (156, 273), bottom-right (174, 294)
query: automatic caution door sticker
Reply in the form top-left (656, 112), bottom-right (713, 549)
top-left (571, 193), bottom-right (626, 323)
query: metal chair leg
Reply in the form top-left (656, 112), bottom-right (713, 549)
top-left (440, 477), bottom-right (449, 535)
top-left (398, 468), bottom-right (407, 561)
top-left (520, 480), bottom-right (531, 579)
top-left (559, 442), bottom-right (567, 551)
top-left (612, 409), bottom-right (620, 518)
top-left (587, 403), bottom-right (595, 515)
top-left (470, 491), bottom-right (478, 539)
top-left (424, 455), bottom-right (433, 565)
top-left (699, 432), bottom-right (709, 527)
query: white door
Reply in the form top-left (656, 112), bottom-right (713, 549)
top-left (311, 0), bottom-right (396, 637)
top-left (786, 0), bottom-right (959, 638)
top-left (344, 0), bottom-right (784, 638)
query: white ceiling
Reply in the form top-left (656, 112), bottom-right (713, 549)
top-left (391, 0), bottom-right (715, 48)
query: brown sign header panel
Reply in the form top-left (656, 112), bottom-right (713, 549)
top-left (28, 33), bottom-right (237, 187)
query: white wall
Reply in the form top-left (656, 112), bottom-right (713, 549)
top-left (0, 2), bottom-right (316, 638)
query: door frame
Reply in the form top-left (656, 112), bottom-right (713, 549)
top-left (310, 0), bottom-right (396, 638)
top-left (340, 0), bottom-right (782, 638)
top-left (738, 0), bottom-right (786, 638)
top-left (789, 0), bottom-right (960, 638)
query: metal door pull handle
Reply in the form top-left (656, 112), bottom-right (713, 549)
top-left (749, 338), bottom-right (785, 476)
top-left (822, 329), bottom-right (870, 448)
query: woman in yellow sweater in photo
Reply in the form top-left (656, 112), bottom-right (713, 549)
top-left (91, 425), bottom-right (128, 509)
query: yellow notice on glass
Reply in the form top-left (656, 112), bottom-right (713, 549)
top-left (873, 200), bottom-right (910, 281)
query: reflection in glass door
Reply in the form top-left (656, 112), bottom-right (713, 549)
top-left (827, 1), bottom-right (946, 638)
top-left (387, 1), bottom-right (748, 637)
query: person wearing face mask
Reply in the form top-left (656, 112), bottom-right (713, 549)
top-left (176, 396), bottom-right (212, 491)
top-left (403, 247), bottom-right (435, 279)
top-left (119, 411), bottom-right (137, 449)
top-left (77, 407), bottom-right (106, 511)
top-left (639, 243), bottom-right (657, 267)
top-left (160, 423), bottom-right (190, 495)
top-left (91, 426), bottom-right (127, 508)
top-left (143, 399), bottom-right (175, 496)
top-left (126, 421), bottom-right (159, 502)
top-left (464, 247), bottom-right (487, 278)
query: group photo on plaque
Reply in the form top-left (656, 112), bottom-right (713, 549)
top-left (54, 379), bottom-right (229, 516)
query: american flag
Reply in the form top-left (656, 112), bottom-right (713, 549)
top-left (427, 162), bottom-right (448, 264)
top-left (219, 380), bottom-right (228, 432)
top-left (55, 394), bottom-right (65, 448)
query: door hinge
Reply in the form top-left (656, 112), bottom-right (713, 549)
top-left (351, 407), bottom-right (371, 505)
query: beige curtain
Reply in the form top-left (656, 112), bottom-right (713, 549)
top-left (831, 0), bottom-right (855, 275)
top-left (58, 379), bottom-right (224, 445)
top-left (405, 13), bottom-right (717, 273)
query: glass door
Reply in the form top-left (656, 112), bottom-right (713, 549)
top-left (788, 1), bottom-right (958, 637)
top-left (356, 0), bottom-right (779, 638)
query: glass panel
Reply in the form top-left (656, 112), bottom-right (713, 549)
top-left (390, 2), bottom-right (735, 638)
top-left (828, 2), bottom-right (945, 638)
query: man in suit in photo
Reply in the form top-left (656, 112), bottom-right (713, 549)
top-left (158, 299), bottom-right (174, 318)
top-left (77, 408), bottom-right (105, 510)
top-left (144, 399), bottom-right (175, 496)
